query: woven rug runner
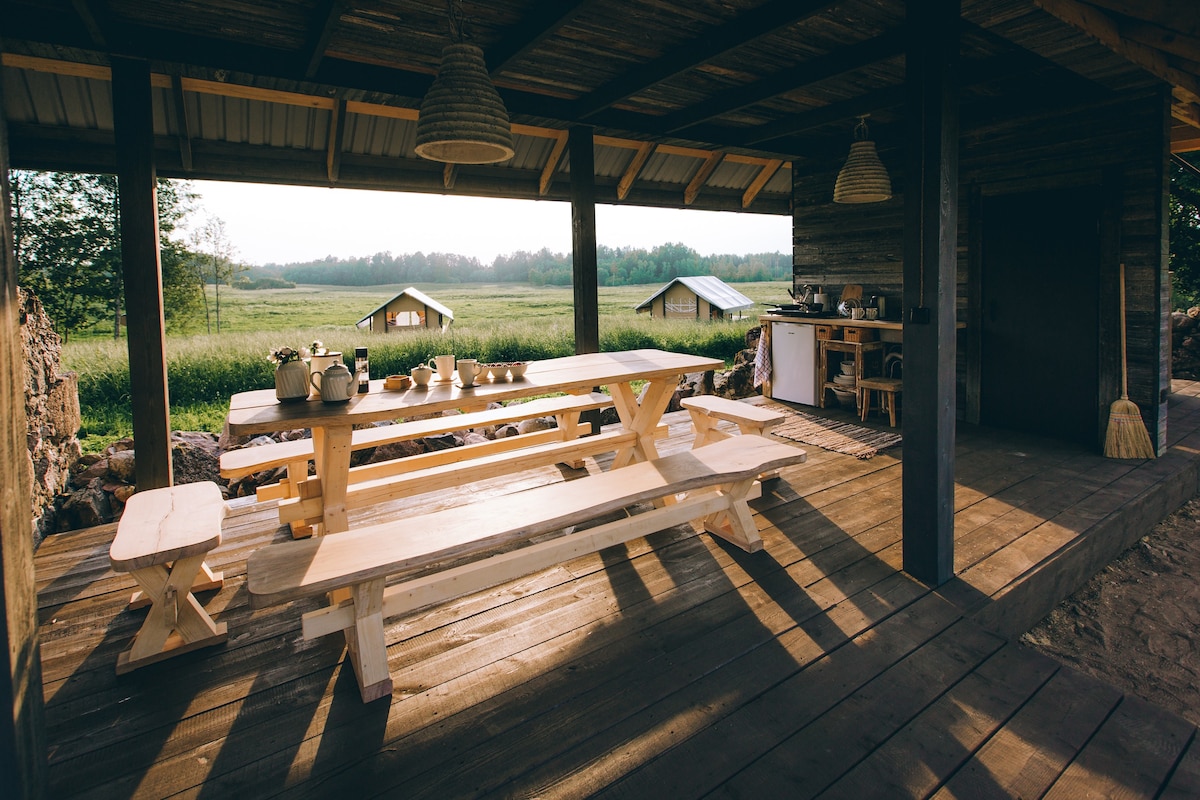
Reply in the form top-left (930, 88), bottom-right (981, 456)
top-left (771, 408), bottom-right (902, 460)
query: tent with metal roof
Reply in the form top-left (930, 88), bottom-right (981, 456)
top-left (355, 287), bottom-right (454, 333)
top-left (635, 276), bottom-right (755, 320)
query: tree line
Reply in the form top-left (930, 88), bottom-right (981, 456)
top-left (12, 172), bottom-right (241, 340)
top-left (267, 243), bottom-right (791, 287)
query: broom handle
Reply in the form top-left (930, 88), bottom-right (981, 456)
top-left (1119, 262), bottom-right (1129, 400)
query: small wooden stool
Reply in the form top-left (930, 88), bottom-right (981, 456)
top-left (680, 395), bottom-right (788, 479)
top-left (109, 482), bottom-right (228, 674)
top-left (858, 377), bottom-right (903, 427)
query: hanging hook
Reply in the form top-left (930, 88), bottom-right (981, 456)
top-left (853, 115), bottom-right (871, 142)
top-left (446, 0), bottom-right (469, 43)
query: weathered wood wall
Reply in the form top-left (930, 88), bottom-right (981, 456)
top-left (792, 88), bottom-right (1169, 451)
top-left (0, 48), bottom-right (47, 796)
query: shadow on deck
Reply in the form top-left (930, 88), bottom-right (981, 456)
top-left (33, 383), bottom-right (1200, 798)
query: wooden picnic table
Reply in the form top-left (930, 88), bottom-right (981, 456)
top-left (226, 349), bottom-right (723, 534)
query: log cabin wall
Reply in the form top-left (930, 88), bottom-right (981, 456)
top-left (792, 87), bottom-right (1169, 452)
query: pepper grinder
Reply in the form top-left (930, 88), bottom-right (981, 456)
top-left (355, 347), bottom-right (369, 393)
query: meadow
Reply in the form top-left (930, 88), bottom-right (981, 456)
top-left (64, 281), bottom-right (788, 452)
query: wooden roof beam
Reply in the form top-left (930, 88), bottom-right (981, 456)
top-left (1081, 1), bottom-right (1200, 38)
top-left (573, 0), bottom-right (838, 120)
top-left (661, 28), bottom-right (907, 134)
top-left (303, 0), bottom-right (350, 79)
top-left (617, 142), bottom-right (655, 200)
top-left (1035, 0), bottom-right (1200, 103)
top-left (70, 0), bottom-right (107, 48)
top-left (487, 0), bottom-right (598, 77)
top-left (684, 152), bottom-right (724, 206)
top-left (326, 99), bottom-right (345, 184)
top-left (170, 75), bottom-right (193, 172)
top-left (742, 159), bottom-right (783, 209)
top-left (539, 131), bottom-right (569, 196)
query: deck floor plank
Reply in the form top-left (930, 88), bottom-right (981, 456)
top-left (33, 394), bottom-right (1200, 798)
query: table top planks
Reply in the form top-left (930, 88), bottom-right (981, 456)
top-left (227, 349), bottom-right (722, 436)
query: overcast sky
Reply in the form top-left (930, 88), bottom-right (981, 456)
top-left (185, 180), bottom-right (792, 266)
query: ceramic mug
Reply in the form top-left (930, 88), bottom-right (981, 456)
top-left (457, 358), bottom-right (482, 387)
top-left (431, 354), bottom-right (455, 382)
top-left (851, 308), bottom-right (866, 320)
top-left (865, 308), bottom-right (878, 320)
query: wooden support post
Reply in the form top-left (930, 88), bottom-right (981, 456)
top-left (112, 58), bottom-right (173, 490)
top-left (901, 0), bottom-right (959, 586)
top-left (0, 52), bottom-right (48, 798)
top-left (569, 125), bottom-right (599, 356)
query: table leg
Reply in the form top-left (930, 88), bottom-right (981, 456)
top-left (314, 424), bottom-right (354, 534)
top-left (609, 379), bottom-right (672, 469)
top-left (117, 553), bottom-right (227, 674)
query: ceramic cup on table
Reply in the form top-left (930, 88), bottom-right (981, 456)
top-left (851, 308), bottom-right (866, 320)
top-left (432, 354), bottom-right (455, 382)
top-left (865, 308), bottom-right (879, 320)
top-left (457, 358), bottom-right (483, 387)
top-left (410, 364), bottom-right (433, 387)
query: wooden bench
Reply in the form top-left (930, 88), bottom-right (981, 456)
top-left (680, 395), bottom-right (789, 478)
top-left (221, 392), bottom-right (614, 538)
top-left (108, 482), bottom-right (228, 674)
top-left (247, 435), bottom-right (807, 703)
top-left (680, 395), bottom-right (788, 447)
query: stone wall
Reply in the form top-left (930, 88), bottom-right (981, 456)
top-left (20, 287), bottom-right (81, 545)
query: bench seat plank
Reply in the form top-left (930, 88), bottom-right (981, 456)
top-left (220, 392), bottom-right (613, 479)
top-left (249, 435), bottom-right (806, 608)
top-left (109, 482), bottom-right (227, 572)
top-left (680, 395), bottom-right (788, 427)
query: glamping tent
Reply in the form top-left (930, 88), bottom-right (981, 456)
top-left (356, 287), bottom-right (453, 333)
top-left (635, 276), bottom-right (755, 320)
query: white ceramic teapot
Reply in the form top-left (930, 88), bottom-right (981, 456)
top-left (311, 361), bottom-right (361, 403)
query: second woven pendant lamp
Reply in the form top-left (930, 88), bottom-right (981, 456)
top-left (414, 2), bottom-right (514, 165)
top-left (833, 116), bottom-right (892, 204)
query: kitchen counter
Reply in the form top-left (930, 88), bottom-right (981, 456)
top-left (759, 314), bottom-right (903, 330)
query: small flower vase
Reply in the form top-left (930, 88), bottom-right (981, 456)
top-left (275, 360), bottom-right (309, 402)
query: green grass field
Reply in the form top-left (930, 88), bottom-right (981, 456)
top-left (64, 281), bottom-right (787, 452)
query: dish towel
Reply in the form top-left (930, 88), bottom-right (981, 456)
top-left (753, 328), bottom-right (771, 388)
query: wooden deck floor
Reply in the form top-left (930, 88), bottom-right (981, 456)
top-left (35, 385), bottom-right (1200, 799)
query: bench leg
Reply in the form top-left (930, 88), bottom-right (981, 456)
top-left (129, 559), bottom-right (223, 610)
top-left (687, 410), bottom-right (731, 449)
top-left (701, 478), bottom-right (763, 553)
top-left (343, 578), bottom-right (393, 703)
top-left (554, 410), bottom-right (587, 469)
top-left (117, 553), bottom-right (227, 674)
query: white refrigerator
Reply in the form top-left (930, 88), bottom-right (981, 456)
top-left (770, 322), bottom-right (818, 405)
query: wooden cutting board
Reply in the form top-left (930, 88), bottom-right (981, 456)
top-left (841, 284), bottom-right (863, 302)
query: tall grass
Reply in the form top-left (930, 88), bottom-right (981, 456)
top-left (65, 307), bottom-right (764, 452)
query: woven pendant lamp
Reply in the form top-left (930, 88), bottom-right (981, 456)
top-left (415, 40), bottom-right (515, 165)
top-left (833, 116), bottom-right (892, 204)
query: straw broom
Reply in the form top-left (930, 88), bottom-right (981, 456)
top-left (1104, 263), bottom-right (1156, 459)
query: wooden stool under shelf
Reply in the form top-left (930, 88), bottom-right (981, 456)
top-left (857, 377), bottom-right (903, 427)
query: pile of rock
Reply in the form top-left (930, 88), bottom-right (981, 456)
top-left (1172, 309), bottom-right (1200, 380)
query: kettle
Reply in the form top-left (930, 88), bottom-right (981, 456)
top-left (311, 361), bottom-right (361, 403)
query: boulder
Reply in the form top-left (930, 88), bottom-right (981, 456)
top-left (172, 431), bottom-right (221, 486)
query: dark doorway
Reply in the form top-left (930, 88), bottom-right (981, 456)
top-left (980, 187), bottom-right (1101, 447)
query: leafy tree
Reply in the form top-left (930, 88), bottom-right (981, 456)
top-left (11, 171), bottom-right (203, 338)
top-left (189, 216), bottom-right (243, 334)
top-left (1171, 158), bottom-right (1200, 308)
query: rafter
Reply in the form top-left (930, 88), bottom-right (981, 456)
top-left (304, 0), bottom-right (350, 79)
top-left (617, 142), bottom-right (655, 201)
top-left (171, 75), bottom-right (193, 172)
top-left (70, 0), bottom-right (106, 48)
top-left (1081, 0), bottom-right (1200, 38)
top-left (660, 28), bottom-right (906, 134)
top-left (539, 131), bottom-right (569, 196)
top-left (1035, 0), bottom-right (1200, 103)
top-left (684, 152), bottom-right (724, 206)
top-left (487, 0), bottom-right (596, 77)
top-left (326, 98), bottom-right (345, 184)
top-left (574, 0), bottom-right (837, 120)
top-left (742, 159), bottom-right (783, 209)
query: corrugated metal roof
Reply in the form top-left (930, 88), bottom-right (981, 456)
top-left (357, 286), bottom-right (455, 325)
top-left (634, 276), bottom-right (755, 312)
